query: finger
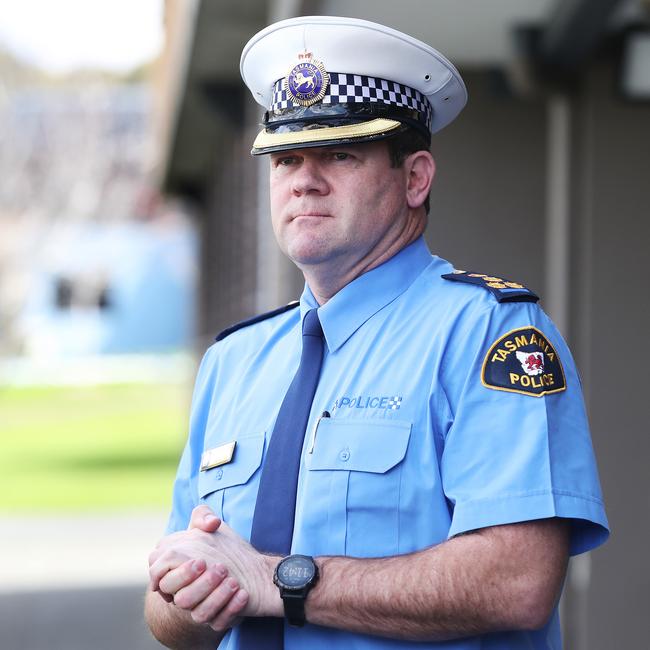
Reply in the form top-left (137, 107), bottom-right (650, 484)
top-left (149, 535), bottom-right (194, 568)
top-left (189, 577), bottom-right (245, 626)
top-left (149, 531), bottom-right (202, 578)
top-left (173, 563), bottom-right (229, 611)
top-left (148, 546), bottom-right (164, 567)
top-left (158, 558), bottom-right (208, 597)
top-left (208, 588), bottom-right (249, 632)
top-left (149, 530), bottom-right (188, 565)
top-left (212, 521), bottom-right (237, 539)
top-left (149, 551), bottom-right (195, 592)
top-left (159, 591), bottom-right (173, 603)
top-left (189, 505), bottom-right (221, 532)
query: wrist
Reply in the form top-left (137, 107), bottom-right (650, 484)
top-left (258, 554), bottom-right (284, 618)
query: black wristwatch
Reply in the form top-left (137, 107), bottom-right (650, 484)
top-left (273, 554), bottom-right (319, 627)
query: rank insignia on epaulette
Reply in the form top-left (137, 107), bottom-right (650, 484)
top-left (441, 270), bottom-right (539, 303)
top-left (482, 327), bottom-right (566, 397)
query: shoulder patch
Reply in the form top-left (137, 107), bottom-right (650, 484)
top-left (441, 270), bottom-right (539, 303)
top-left (215, 301), bottom-right (300, 342)
top-left (482, 327), bottom-right (566, 397)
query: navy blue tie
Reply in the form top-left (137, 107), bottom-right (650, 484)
top-left (239, 308), bottom-right (324, 649)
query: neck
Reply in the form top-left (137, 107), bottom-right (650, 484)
top-left (302, 214), bottom-right (426, 305)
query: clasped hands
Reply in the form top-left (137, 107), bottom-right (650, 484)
top-left (148, 505), bottom-right (283, 632)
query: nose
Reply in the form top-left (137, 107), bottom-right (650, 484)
top-left (291, 158), bottom-right (329, 196)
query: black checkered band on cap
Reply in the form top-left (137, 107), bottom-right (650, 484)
top-left (270, 72), bottom-right (433, 131)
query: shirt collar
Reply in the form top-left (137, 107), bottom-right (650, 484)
top-left (299, 236), bottom-right (435, 352)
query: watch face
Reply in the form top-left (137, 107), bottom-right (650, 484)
top-left (277, 555), bottom-right (316, 588)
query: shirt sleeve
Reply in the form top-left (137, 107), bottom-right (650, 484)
top-left (165, 344), bottom-right (219, 535)
top-left (440, 299), bottom-right (609, 555)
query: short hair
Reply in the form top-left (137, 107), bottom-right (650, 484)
top-left (385, 127), bottom-right (431, 214)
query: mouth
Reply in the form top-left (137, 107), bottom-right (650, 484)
top-left (291, 212), bottom-right (332, 221)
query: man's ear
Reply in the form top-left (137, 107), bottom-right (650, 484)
top-left (405, 151), bottom-right (435, 210)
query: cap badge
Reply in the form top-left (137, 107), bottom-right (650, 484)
top-left (284, 51), bottom-right (329, 107)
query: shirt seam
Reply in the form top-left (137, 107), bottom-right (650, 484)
top-left (456, 487), bottom-right (605, 507)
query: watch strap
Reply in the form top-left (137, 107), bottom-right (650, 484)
top-left (281, 590), bottom-right (308, 627)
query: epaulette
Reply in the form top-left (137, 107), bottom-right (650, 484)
top-left (215, 301), bottom-right (300, 342)
top-left (441, 270), bottom-right (539, 303)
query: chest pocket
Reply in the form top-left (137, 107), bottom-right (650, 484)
top-left (305, 419), bottom-right (411, 558)
top-left (198, 434), bottom-right (265, 528)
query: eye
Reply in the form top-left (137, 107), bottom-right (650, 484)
top-left (332, 152), bottom-right (350, 161)
top-left (273, 155), bottom-right (297, 167)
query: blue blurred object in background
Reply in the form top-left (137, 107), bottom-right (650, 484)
top-left (18, 220), bottom-right (197, 356)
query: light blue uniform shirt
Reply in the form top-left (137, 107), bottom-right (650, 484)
top-left (167, 237), bottom-right (608, 650)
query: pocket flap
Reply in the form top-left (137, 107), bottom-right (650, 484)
top-left (198, 434), bottom-right (265, 498)
top-left (310, 420), bottom-right (411, 473)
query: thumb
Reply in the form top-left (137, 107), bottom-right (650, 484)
top-left (188, 505), bottom-right (221, 532)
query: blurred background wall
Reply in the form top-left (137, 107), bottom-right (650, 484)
top-left (0, 2), bottom-right (190, 648)
top-left (1, 0), bottom-right (648, 648)
top-left (156, 1), bottom-right (650, 649)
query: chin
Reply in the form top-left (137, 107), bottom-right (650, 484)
top-left (286, 242), bottom-right (336, 267)
top-left (284, 233), bottom-right (332, 262)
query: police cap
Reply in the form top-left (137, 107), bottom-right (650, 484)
top-left (240, 16), bottom-right (467, 155)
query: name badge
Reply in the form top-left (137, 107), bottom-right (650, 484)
top-left (200, 441), bottom-right (236, 471)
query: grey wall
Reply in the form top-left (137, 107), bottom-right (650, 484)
top-left (570, 60), bottom-right (650, 649)
top-left (427, 70), bottom-right (547, 293)
top-left (197, 124), bottom-right (261, 345)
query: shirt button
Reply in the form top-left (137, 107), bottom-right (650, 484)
top-left (216, 468), bottom-right (224, 480)
top-left (339, 448), bottom-right (350, 462)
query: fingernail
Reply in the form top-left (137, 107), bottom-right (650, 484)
top-left (215, 564), bottom-right (227, 577)
top-left (236, 590), bottom-right (248, 602)
top-left (204, 514), bottom-right (217, 523)
top-left (191, 560), bottom-right (203, 572)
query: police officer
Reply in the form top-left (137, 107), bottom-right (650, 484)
top-left (145, 16), bottom-right (608, 650)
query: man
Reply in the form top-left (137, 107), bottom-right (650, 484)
top-left (146, 16), bottom-right (608, 650)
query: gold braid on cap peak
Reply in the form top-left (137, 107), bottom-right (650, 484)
top-left (252, 118), bottom-right (402, 152)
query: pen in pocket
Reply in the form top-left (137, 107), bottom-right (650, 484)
top-left (308, 410), bottom-right (331, 453)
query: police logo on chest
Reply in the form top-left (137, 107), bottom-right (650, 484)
top-left (332, 395), bottom-right (403, 411)
top-left (482, 327), bottom-right (566, 397)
